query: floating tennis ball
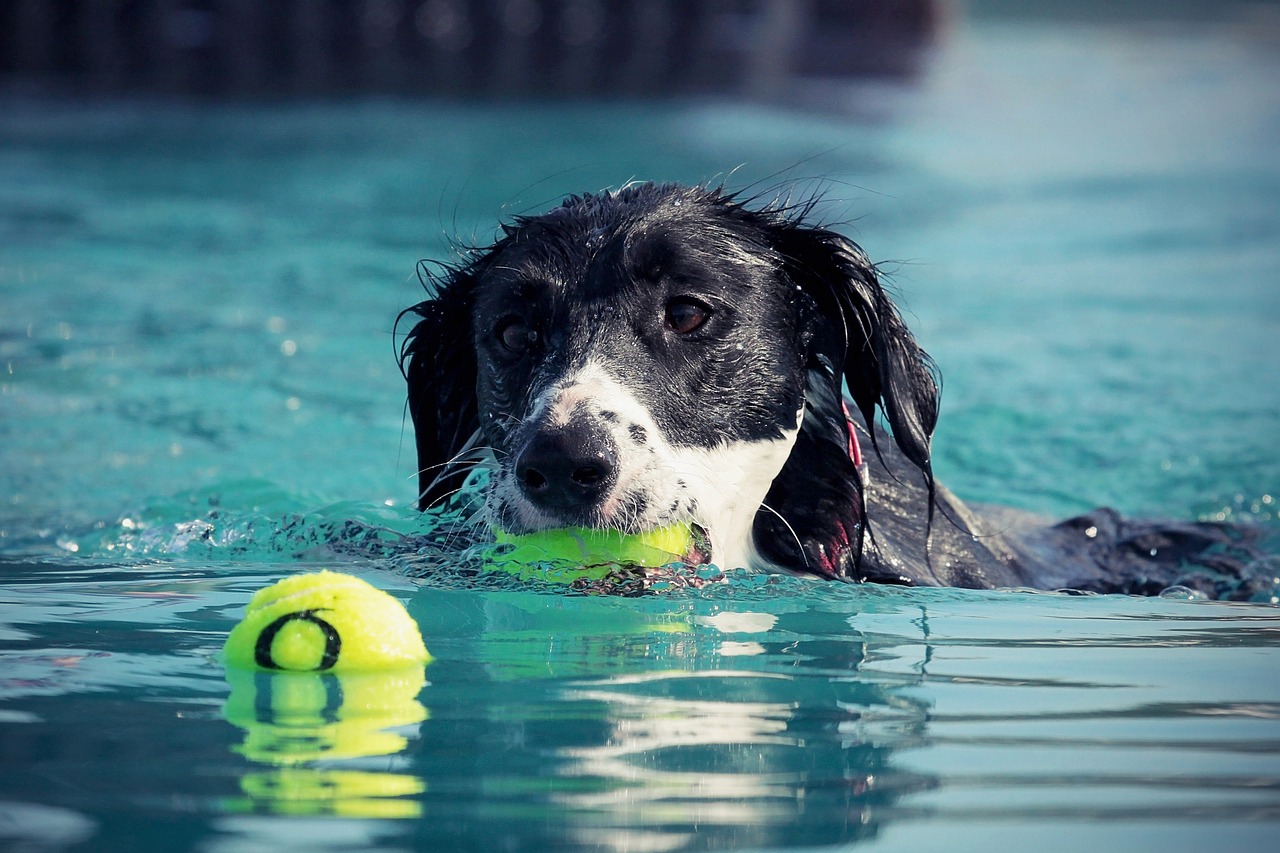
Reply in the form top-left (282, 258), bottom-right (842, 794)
top-left (486, 522), bottom-right (706, 582)
top-left (224, 571), bottom-right (430, 672)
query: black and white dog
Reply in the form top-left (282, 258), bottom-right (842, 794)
top-left (401, 182), bottom-right (1256, 595)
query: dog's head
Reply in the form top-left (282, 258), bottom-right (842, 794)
top-left (400, 183), bottom-right (938, 579)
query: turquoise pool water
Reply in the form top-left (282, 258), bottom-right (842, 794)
top-left (3, 10), bottom-right (1279, 853)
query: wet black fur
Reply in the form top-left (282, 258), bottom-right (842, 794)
top-left (400, 182), bottom-right (1262, 595)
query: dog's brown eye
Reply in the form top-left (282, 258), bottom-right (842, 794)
top-left (497, 318), bottom-right (537, 354)
top-left (664, 298), bottom-right (710, 335)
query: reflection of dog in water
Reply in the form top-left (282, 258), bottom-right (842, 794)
top-left (401, 182), bottom-right (1259, 596)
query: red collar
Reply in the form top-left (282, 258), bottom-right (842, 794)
top-left (841, 402), bottom-right (864, 470)
top-left (841, 401), bottom-right (870, 496)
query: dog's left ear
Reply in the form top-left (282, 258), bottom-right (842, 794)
top-left (398, 269), bottom-right (480, 510)
top-left (771, 222), bottom-right (940, 478)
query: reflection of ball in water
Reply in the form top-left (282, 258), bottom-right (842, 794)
top-left (222, 665), bottom-right (429, 766)
top-left (489, 522), bottom-right (701, 580)
top-left (224, 571), bottom-right (430, 672)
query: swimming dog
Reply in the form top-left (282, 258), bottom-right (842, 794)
top-left (400, 182), bottom-right (1257, 595)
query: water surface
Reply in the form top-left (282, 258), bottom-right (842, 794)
top-left (2, 10), bottom-right (1279, 852)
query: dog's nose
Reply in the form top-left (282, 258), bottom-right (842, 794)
top-left (514, 420), bottom-right (618, 515)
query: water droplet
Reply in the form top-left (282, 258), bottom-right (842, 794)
top-left (1159, 585), bottom-right (1207, 601)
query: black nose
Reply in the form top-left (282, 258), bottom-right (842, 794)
top-left (514, 419), bottom-right (618, 515)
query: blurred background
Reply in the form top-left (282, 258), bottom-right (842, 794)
top-left (0, 0), bottom-right (940, 99)
top-left (3, 1), bottom-right (1276, 100)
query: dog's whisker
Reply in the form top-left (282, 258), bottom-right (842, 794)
top-left (416, 483), bottom-right (469, 513)
top-left (756, 501), bottom-right (809, 570)
top-left (412, 449), bottom-right (496, 479)
top-left (416, 428), bottom-right (490, 502)
top-left (413, 455), bottom-right (493, 507)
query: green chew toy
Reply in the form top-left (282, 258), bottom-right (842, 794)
top-left (487, 522), bottom-right (700, 582)
top-left (224, 571), bottom-right (430, 672)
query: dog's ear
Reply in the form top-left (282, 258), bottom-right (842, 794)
top-left (399, 269), bottom-right (479, 510)
top-left (771, 223), bottom-right (940, 478)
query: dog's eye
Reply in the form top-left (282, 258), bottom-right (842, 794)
top-left (664, 298), bottom-right (711, 335)
top-left (496, 318), bottom-right (537, 354)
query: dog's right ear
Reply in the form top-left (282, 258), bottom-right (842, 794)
top-left (398, 267), bottom-right (479, 510)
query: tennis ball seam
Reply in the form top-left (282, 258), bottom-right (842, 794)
top-left (256, 609), bottom-right (341, 671)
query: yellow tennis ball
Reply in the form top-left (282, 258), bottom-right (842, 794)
top-left (224, 571), bottom-right (430, 672)
top-left (487, 522), bottom-right (703, 581)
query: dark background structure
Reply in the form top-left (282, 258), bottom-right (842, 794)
top-left (0, 0), bottom-right (940, 98)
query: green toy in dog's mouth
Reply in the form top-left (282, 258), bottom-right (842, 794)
top-left (486, 522), bottom-right (713, 584)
